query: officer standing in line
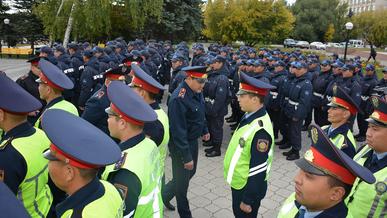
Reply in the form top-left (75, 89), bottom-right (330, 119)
top-left (323, 85), bottom-right (361, 158)
top-left (302, 59), bottom-right (321, 130)
top-left (278, 124), bottom-right (375, 218)
top-left (267, 60), bottom-right (288, 141)
top-left (346, 96), bottom-right (387, 218)
top-left (39, 46), bottom-right (57, 65)
top-left (35, 59), bottom-right (78, 129)
top-left (81, 65), bottom-right (127, 135)
top-left (309, 60), bottom-right (332, 127)
top-left (129, 63), bottom-right (169, 195)
top-left (251, 60), bottom-right (270, 83)
top-left (281, 62), bottom-right (313, 161)
top-left (340, 64), bottom-right (362, 129)
top-left (41, 109), bottom-right (123, 218)
top-left (168, 53), bottom-right (188, 96)
top-left (203, 59), bottom-right (230, 157)
top-left (0, 74), bottom-right (53, 218)
top-left (163, 66), bottom-right (210, 218)
top-left (224, 72), bottom-right (275, 218)
top-left (377, 67), bottom-right (387, 87)
top-left (355, 64), bottom-right (378, 142)
top-left (191, 44), bottom-right (207, 66)
top-left (67, 43), bottom-right (84, 107)
top-left (78, 50), bottom-right (101, 111)
top-left (101, 81), bottom-right (162, 218)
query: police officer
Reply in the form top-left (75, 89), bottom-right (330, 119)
top-left (278, 124), bottom-right (375, 218)
top-left (168, 53), bottom-right (188, 96)
top-left (377, 67), bottom-right (387, 87)
top-left (16, 56), bottom-right (42, 102)
top-left (101, 81), bottom-right (161, 217)
top-left (39, 46), bottom-right (57, 65)
top-left (203, 60), bottom-right (230, 157)
top-left (163, 66), bottom-right (210, 217)
top-left (310, 60), bottom-right (332, 127)
top-left (355, 64), bottom-right (378, 142)
top-left (129, 63), bottom-right (169, 192)
top-left (81, 65), bottom-right (127, 135)
top-left (35, 59), bottom-right (78, 129)
top-left (191, 44), bottom-right (207, 66)
top-left (282, 62), bottom-right (313, 160)
top-left (67, 43), bottom-right (84, 107)
top-left (78, 50), bottom-right (100, 111)
top-left (224, 72), bottom-right (275, 218)
top-left (345, 96), bottom-right (387, 218)
top-left (323, 85), bottom-right (360, 158)
top-left (41, 109), bottom-right (123, 218)
top-left (267, 60), bottom-right (288, 141)
top-left (0, 74), bottom-right (53, 218)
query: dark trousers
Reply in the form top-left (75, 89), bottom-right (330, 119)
top-left (163, 140), bottom-right (198, 218)
top-left (357, 111), bottom-right (370, 137)
top-left (231, 188), bottom-right (261, 218)
top-left (286, 114), bottom-right (303, 151)
top-left (268, 109), bottom-right (281, 139)
top-left (279, 111), bottom-right (289, 143)
top-left (314, 106), bottom-right (329, 127)
top-left (206, 115), bottom-right (225, 151)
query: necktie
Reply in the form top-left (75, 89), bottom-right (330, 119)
top-left (298, 208), bottom-right (306, 218)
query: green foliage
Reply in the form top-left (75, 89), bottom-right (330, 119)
top-left (324, 23), bottom-right (335, 42)
top-left (352, 9), bottom-right (387, 47)
top-left (204, 0), bottom-right (294, 45)
top-left (292, 0), bottom-right (348, 42)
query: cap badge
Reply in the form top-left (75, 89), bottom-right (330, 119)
top-left (304, 149), bottom-right (314, 162)
top-left (371, 97), bottom-right (379, 108)
top-left (311, 127), bottom-right (318, 144)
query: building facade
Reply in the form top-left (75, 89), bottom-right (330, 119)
top-left (341, 0), bottom-right (387, 14)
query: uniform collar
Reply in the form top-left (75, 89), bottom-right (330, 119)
top-left (149, 102), bottom-right (160, 110)
top-left (56, 177), bottom-right (103, 217)
top-left (2, 122), bottom-right (34, 141)
top-left (326, 123), bottom-right (349, 138)
top-left (119, 132), bottom-right (145, 151)
top-left (45, 96), bottom-right (64, 109)
top-left (182, 81), bottom-right (196, 99)
top-left (239, 106), bottom-right (267, 128)
top-left (295, 201), bottom-right (348, 218)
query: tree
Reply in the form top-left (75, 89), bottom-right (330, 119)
top-left (324, 23), bottom-right (335, 42)
top-left (203, 0), bottom-right (294, 45)
top-left (352, 9), bottom-right (387, 48)
top-left (292, 0), bottom-right (348, 42)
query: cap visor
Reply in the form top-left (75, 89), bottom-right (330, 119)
top-left (236, 89), bottom-right (249, 95)
top-left (43, 150), bottom-right (57, 161)
top-left (105, 107), bottom-right (114, 115)
top-left (366, 117), bottom-right (387, 127)
top-left (295, 158), bottom-right (326, 176)
top-left (35, 78), bottom-right (42, 83)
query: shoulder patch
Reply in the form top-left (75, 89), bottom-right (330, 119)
top-left (178, 88), bottom-right (186, 98)
top-left (114, 152), bottom-right (127, 170)
top-left (256, 139), bottom-right (269, 152)
top-left (114, 183), bottom-right (128, 199)
top-left (0, 138), bottom-right (12, 150)
top-left (96, 91), bottom-right (105, 99)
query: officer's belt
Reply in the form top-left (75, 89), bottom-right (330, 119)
top-left (270, 91), bottom-right (278, 99)
top-left (361, 95), bottom-right (369, 101)
top-left (288, 99), bottom-right (299, 106)
top-left (313, 92), bottom-right (324, 98)
top-left (205, 97), bottom-right (215, 104)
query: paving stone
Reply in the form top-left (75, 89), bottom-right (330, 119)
top-left (205, 203), bottom-right (221, 213)
top-left (213, 208), bottom-right (234, 218)
top-left (212, 197), bottom-right (231, 209)
top-left (190, 195), bottom-right (211, 208)
top-left (192, 208), bottom-right (212, 218)
top-left (261, 198), bottom-right (280, 210)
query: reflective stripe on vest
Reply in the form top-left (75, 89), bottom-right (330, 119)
top-left (346, 145), bottom-right (387, 218)
top-left (11, 128), bottom-right (52, 218)
top-left (35, 99), bottom-right (79, 128)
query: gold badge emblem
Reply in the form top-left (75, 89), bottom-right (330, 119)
top-left (371, 97), bottom-right (379, 108)
top-left (371, 111), bottom-right (380, 120)
top-left (375, 182), bottom-right (386, 195)
top-left (311, 127), bottom-right (319, 144)
top-left (304, 149), bottom-right (314, 162)
top-left (256, 140), bottom-right (269, 152)
top-left (332, 85), bottom-right (337, 95)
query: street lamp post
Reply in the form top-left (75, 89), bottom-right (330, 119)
top-left (343, 22), bottom-right (353, 62)
top-left (3, 18), bottom-right (10, 48)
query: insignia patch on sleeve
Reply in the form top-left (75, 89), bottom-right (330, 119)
top-left (256, 139), bottom-right (269, 152)
top-left (114, 183), bottom-right (128, 199)
top-left (97, 91), bottom-right (105, 99)
top-left (178, 88), bottom-right (186, 98)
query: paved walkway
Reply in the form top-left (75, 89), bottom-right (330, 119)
top-left (2, 59), bottom-right (364, 218)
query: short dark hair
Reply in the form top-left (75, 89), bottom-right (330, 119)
top-left (327, 175), bottom-right (352, 199)
top-left (247, 93), bottom-right (265, 104)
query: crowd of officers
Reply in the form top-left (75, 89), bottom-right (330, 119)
top-left (0, 38), bottom-right (386, 218)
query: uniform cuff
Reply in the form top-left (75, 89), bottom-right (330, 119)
top-left (182, 152), bottom-right (193, 164)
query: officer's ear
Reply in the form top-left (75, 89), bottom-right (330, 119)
top-left (0, 109), bottom-right (4, 122)
top-left (329, 186), bottom-right (346, 202)
top-left (343, 110), bottom-right (351, 120)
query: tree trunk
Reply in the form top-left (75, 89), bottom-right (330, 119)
top-left (63, 2), bottom-right (76, 48)
top-left (49, 0), bottom-right (66, 46)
